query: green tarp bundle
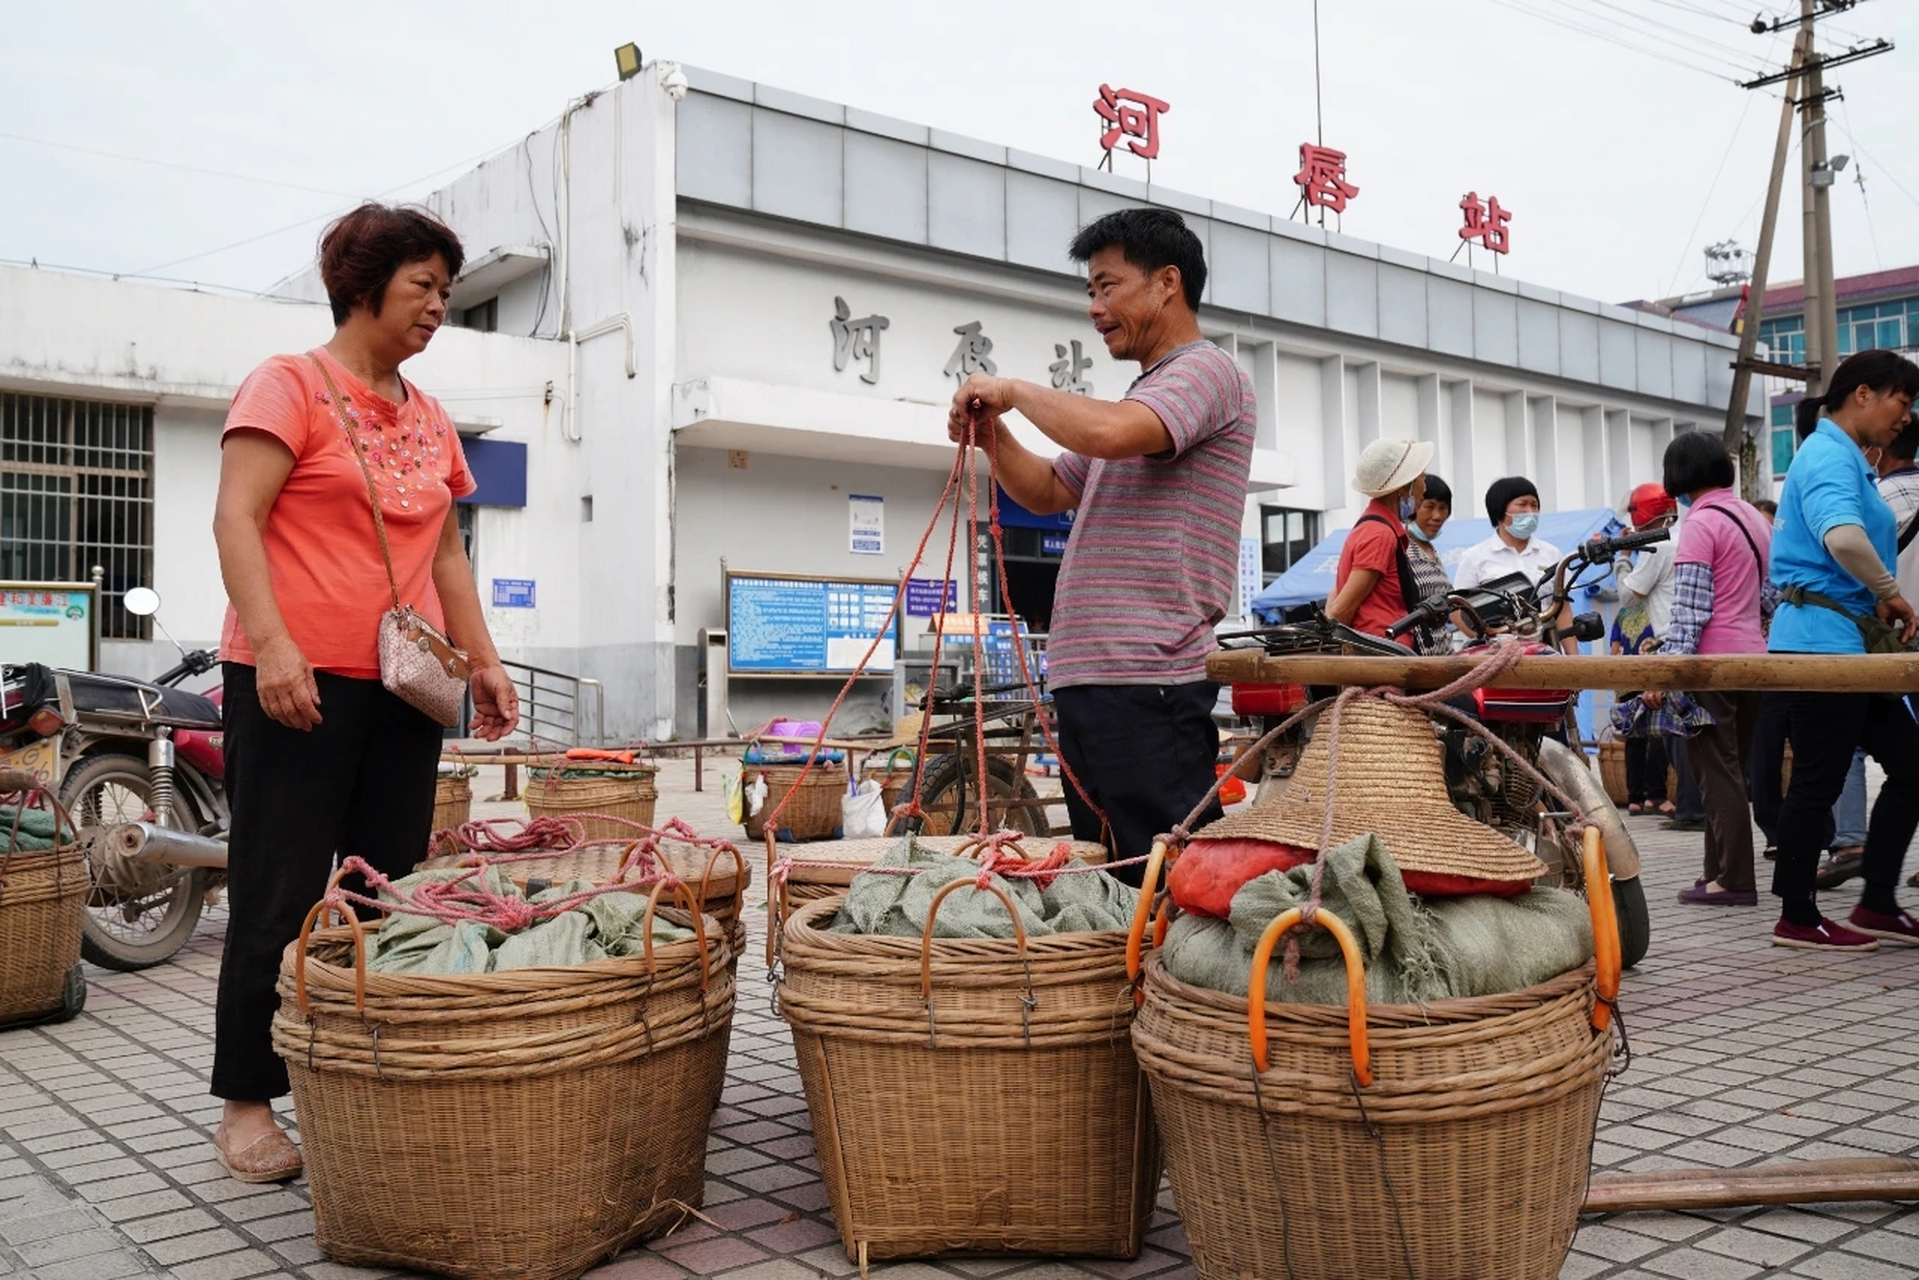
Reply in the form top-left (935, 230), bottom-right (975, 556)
top-left (365, 866), bottom-right (693, 975)
top-left (829, 837), bottom-right (1139, 939)
top-left (0, 805), bottom-right (74, 853)
top-left (1160, 833), bottom-right (1593, 1006)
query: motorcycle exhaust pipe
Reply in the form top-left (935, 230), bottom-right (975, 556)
top-left (108, 821), bottom-right (228, 870)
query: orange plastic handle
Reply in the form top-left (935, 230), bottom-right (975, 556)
top-left (1581, 827), bottom-right (1621, 1033)
top-left (641, 876), bottom-right (711, 992)
top-left (919, 878), bottom-right (1029, 1003)
top-left (1125, 840), bottom-right (1171, 997)
top-left (294, 865), bottom-right (368, 1019)
top-left (1248, 907), bottom-right (1372, 1087)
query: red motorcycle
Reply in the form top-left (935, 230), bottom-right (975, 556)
top-left (0, 588), bottom-right (230, 970)
top-left (1221, 528), bottom-right (1665, 969)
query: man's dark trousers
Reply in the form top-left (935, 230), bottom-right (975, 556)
top-left (1052, 681), bottom-right (1225, 888)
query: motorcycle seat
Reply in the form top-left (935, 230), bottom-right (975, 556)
top-left (60, 671), bottom-right (222, 730)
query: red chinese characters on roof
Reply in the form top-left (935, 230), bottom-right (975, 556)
top-left (1093, 85), bottom-right (1170, 162)
top-left (1459, 192), bottom-right (1513, 255)
top-left (1293, 144), bottom-right (1359, 214)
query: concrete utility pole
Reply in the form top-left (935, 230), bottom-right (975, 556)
top-left (1727, 1), bottom-right (1892, 497)
top-left (1723, 32), bottom-right (1808, 501)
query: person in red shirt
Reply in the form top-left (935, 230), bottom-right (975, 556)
top-left (1328, 438), bottom-right (1437, 638)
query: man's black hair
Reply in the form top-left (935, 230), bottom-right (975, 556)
top-left (1483, 475), bottom-right (1540, 528)
top-left (1068, 208), bottom-right (1206, 310)
top-left (1421, 474), bottom-right (1452, 508)
top-left (1662, 430), bottom-right (1736, 498)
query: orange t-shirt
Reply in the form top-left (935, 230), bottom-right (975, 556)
top-left (219, 349), bottom-right (475, 679)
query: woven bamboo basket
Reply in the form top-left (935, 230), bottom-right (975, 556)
top-left (271, 886), bottom-right (735, 1280)
top-left (779, 889), bottom-right (1160, 1272)
top-left (0, 840), bottom-right (88, 1027)
top-left (1128, 831), bottom-right (1621, 1280)
top-left (524, 763), bottom-right (658, 840)
top-left (432, 772), bottom-right (473, 833)
top-left (1597, 739), bottom-right (1628, 806)
top-left (743, 763), bottom-right (845, 842)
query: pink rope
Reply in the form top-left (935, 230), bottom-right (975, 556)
top-left (326, 853), bottom-right (686, 933)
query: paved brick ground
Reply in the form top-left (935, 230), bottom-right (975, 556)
top-left (2, 755), bottom-right (1915, 1279)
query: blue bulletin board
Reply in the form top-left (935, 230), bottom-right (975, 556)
top-left (725, 571), bottom-right (901, 676)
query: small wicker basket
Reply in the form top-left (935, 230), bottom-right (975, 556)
top-left (743, 763), bottom-right (845, 842)
top-left (0, 789), bottom-right (87, 1029)
top-left (524, 761), bottom-right (659, 840)
top-left (780, 889), bottom-right (1159, 1271)
top-left (273, 885), bottom-right (734, 1280)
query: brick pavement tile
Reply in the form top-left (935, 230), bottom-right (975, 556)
top-left (163, 1246), bottom-right (286, 1279)
top-left (239, 1209), bottom-right (314, 1243)
top-left (1644, 1245), bottom-right (1767, 1280)
top-left (1838, 1232), bottom-right (1919, 1266)
top-left (13, 1225), bottom-right (132, 1267)
top-left (36, 1141), bottom-right (126, 1170)
top-left (125, 1127), bottom-right (211, 1155)
top-left (1629, 1110), bottom-right (1724, 1138)
top-left (1569, 1223), bottom-right (1662, 1263)
top-left (655, 1233), bottom-right (771, 1274)
top-left (145, 1227), bottom-right (251, 1266)
top-left (74, 1171), bottom-right (169, 1202)
top-left (704, 1178), bottom-right (748, 1206)
top-left (1791, 1252), bottom-right (1918, 1280)
top-left (96, 1186), bottom-right (193, 1222)
top-left (28, 1250), bottom-right (150, 1280)
top-left (1604, 1125), bottom-right (1688, 1152)
top-left (587, 1251), bottom-right (695, 1277)
top-left (729, 1163), bottom-right (817, 1194)
top-left (20, 1128), bottom-right (108, 1155)
top-left (707, 1146), bottom-right (776, 1175)
top-left (743, 1213), bottom-right (838, 1253)
top-left (767, 1180), bottom-right (832, 1213)
top-left (1695, 1224), bottom-right (1815, 1267)
top-left (186, 1171), bottom-right (290, 1202)
top-left (713, 1259), bottom-right (842, 1279)
top-left (267, 1235), bottom-right (324, 1265)
top-left (1706, 1124), bottom-right (1804, 1155)
top-left (1747, 1112), bottom-right (1838, 1138)
top-left (1660, 1138), bottom-right (1764, 1167)
top-left (703, 1196), bottom-right (792, 1231)
top-left (119, 1204), bottom-right (218, 1242)
top-left (212, 1189), bottom-right (306, 1224)
top-left (791, 1245), bottom-right (861, 1276)
top-left (1558, 1250), bottom-right (1616, 1280)
top-left (0, 1207), bottom-right (98, 1244)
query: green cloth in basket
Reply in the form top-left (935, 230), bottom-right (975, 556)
top-left (828, 836), bottom-right (1138, 939)
top-left (365, 868), bottom-right (693, 975)
top-left (1160, 833), bottom-right (1593, 1006)
top-left (0, 805), bottom-right (75, 852)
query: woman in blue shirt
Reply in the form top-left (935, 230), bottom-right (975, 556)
top-left (1769, 349), bottom-right (1919, 951)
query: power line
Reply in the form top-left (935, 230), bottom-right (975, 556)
top-left (1487, 0), bottom-right (1744, 80)
top-left (0, 131), bottom-right (358, 198)
top-left (1660, 78), bottom-right (1765, 298)
top-left (1559, 0), bottom-right (1776, 71)
top-left (0, 256), bottom-right (313, 301)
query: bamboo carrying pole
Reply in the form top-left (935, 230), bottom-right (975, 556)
top-left (1583, 1157), bottom-right (1919, 1215)
top-left (1206, 649), bottom-right (1919, 694)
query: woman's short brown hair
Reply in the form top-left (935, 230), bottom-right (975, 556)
top-left (318, 202), bottom-right (465, 326)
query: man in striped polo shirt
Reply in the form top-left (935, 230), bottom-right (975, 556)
top-left (947, 208), bottom-right (1257, 885)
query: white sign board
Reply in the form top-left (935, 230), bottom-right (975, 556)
top-left (0, 583), bottom-right (96, 670)
top-left (1238, 538), bottom-right (1262, 617)
top-left (849, 493), bottom-right (884, 555)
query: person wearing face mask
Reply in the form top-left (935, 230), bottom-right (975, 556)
top-left (1453, 476), bottom-right (1579, 653)
top-left (1766, 349), bottom-right (1919, 951)
top-left (1326, 438), bottom-right (1435, 639)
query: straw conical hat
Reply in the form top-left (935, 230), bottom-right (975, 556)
top-left (1197, 699), bottom-right (1546, 884)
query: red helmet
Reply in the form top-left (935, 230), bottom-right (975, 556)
top-left (1626, 482), bottom-right (1676, 527)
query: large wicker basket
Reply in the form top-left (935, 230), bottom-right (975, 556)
top-left (272, 890), bottom-right (735, 1280)
top-left (1597, 739), bottom-right (1628, 806)
top-left (432, 771), bottom-right (473, 833)
top-left (0, 839), bottom-right (88, 1027)
top-left (524, 762), bottom-right (658, 840)
top-left (743, 763), bottom-right (845, 842)
top-left (779, 889), bottom-right (1160, 1271)
top-left (1132, 898), bottom-right (1614, 1280)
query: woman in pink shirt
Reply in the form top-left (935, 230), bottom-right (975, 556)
top-left (1657, 432), bottom-right (1773, 905)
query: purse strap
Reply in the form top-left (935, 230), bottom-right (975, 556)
top-left (308, 352), bottom-right (403, 615)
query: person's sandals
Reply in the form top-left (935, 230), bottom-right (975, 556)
top-left (1816, 847), bottom-right (1865, 890)
top-left (1628, 802), bottom-right (1645, 816)
top-left (1678, 881), bottom-right (1758, 906)
top-left (1657, 801), bottom-right (1677, 817)
top-left (213, 1124), bottom-right (302, 1184)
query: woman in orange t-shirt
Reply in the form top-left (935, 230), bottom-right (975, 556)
top-left (207, 203), bottom-right (519, 1183)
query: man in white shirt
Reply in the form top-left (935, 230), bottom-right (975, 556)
top-left (1453, 475), bottom-right (1578, 653)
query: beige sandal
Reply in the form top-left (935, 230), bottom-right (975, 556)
top-left (212, 1124), bottom-right (303, 1184)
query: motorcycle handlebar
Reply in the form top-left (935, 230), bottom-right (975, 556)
top-left (1584, 527), bottom-right (1670, 563)
top-left (1385, 597), bottom-right (1448, 639)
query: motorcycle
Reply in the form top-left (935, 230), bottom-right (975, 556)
top-left (0, 587), bottom-right (230, 970)
top-left (1219, 527), bottom-right (1669, 970)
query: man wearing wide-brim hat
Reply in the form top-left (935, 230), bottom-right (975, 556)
top-left (1326, 438), bottom-right (1436, 638)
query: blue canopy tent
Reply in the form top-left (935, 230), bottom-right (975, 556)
top-left (1245, 506), bottom-right (1628, 743)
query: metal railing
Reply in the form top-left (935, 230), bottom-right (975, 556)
top-left (498, 659), bottom-right (604, 746)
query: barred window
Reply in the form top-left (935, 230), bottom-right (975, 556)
top-left (0, 393), bottom-right (155, 640)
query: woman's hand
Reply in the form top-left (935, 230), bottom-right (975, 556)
top-left (1878, 592), bottom-right (1919, 644)
top-left (468, 664), bottom-right (520, 741)
top-left (255, 636), bottom-right (321, 730)
top-left (1642, 689), bottom-right (1665, 710)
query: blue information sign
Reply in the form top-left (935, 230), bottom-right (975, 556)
top-left (1040, 532), bottom-right (1070, 557)
top-left (726, 574), bottom-right (900, 674)
top-left (905, 578), bottom-right (959, 617)
top-left (491, 578), bottom-right (536, 608)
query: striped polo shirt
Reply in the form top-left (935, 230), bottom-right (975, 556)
top-left (1047, 340), bottom-right (1257, 689)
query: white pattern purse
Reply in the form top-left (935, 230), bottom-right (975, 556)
top-left (309, 354), bottom-right (470, 726)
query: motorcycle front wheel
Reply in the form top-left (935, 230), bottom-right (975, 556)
top-left (1612, 874), bottom-right (1650, 972)
top-left (61, 752), bottom-right (208, 971)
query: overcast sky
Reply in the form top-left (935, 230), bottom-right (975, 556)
top-left (5, 0), bottom-right (1915, 311)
